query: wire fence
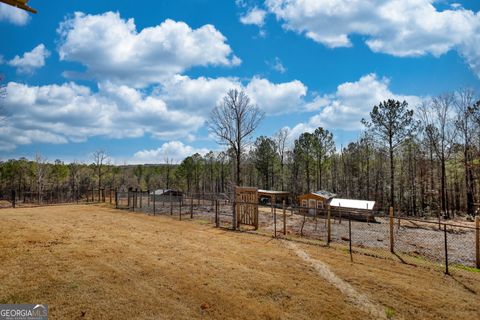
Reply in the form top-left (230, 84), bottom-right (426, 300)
top-left (116, 190), bottom-right (480, 276)
top-left (1, 188), bottom-right (115, 208)
top-left (4, 188), bottom-right (477, 276)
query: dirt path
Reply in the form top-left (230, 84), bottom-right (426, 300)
top-left (284, 240), bottom-right (388, 319)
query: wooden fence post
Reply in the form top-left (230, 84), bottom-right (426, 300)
top-left (283, 200), bottom-right (286, 236)
top-left (444, 224), bottom-right (449, 275)
top-left (397, 206), bottom-right (401, 228)
top-left (170, 192), bottom-right (173, 215)
top-left (273, 201), bottom-right (277, 238)
top-left (349, 215), bottom-right (353, 262)
top-left (327, 205), bottom-right (331, 244)
top-left (115, 190), bottom-right (118, 209)
top-left (389, 207), bottom-right (394, 253)
top-left (339, 205), bottom-right (342, 224)
top-left (153, 191), bottom-right (156, 216)
top-left (179, 198), bottom-right (182, 221)
top-left (232, 200), bottom-right (237, 231)
top-left (190, 196), bottom-right (193, 219)
top-left (215, 200), bottom-right (219, 228)
top-left (11, 190), bottom-right (16, 208)
top-left (133, 190), bottom-right (136, 212)
top-left (476, 216), bottom-right (479, 269)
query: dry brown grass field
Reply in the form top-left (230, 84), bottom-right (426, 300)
top-left (0, 205), bottom-right (479, 319)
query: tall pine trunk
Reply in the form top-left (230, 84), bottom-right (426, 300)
top-left (389, 138), bottom-right (395, 210)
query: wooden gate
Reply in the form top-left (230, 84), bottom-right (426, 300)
top-left (235, 187), bottom-right (258, 230)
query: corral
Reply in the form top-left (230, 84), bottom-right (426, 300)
top-left (114, 190), bottom-right (479, 272)
top-left (1, 205), bottom-right (479, 319)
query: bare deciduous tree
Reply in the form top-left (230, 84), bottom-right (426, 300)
top-left (208, 89), bottom-right (264, 186)
top-left (454, 89), bottom-right (476, 216)
top-left (274, 128), bottom-right (289, 191)
top-left (420, 94), bottom-right (456, 218)
top-left (68, 161), bottom-right (80, 200)
top-left (34, 153), bottom-right (47, 204)
top-left (164, 157), bottom-right (172, 189)
top-left (92, 149), bottom-right (108, 199)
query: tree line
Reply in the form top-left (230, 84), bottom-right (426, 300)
top-left (1, 86), bottom-right (479, 217)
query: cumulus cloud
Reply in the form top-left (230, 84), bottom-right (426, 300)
top-left (132, 141), bottom-right (210, 164)
top-left (57, 12), bottom-right (241, 87)
top-left (8, 44), bottom-right (50, 74)
top-left (240, 7), bottom-right (267, 26)
top-left (155, 75), bottom-right (241, 114)
top-left (0, 3), bottom-right (30, 25)
top-left (245, 77), bottom-right (306, 115)
top-left (266, 0), bottom-right (480, 77)
top-left (156, 75), bottom-right (307, 115)
top-left (0, 81), bottom-right (205, 151)
top-left (0, 75), bottom-right (310, 150)
top-left (289, 73), bottom-right (422, 137)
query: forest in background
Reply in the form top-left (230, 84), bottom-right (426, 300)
top-left (1, 89), bottom-right (480, 218)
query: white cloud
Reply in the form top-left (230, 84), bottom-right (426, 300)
top-left (289, 73), bottom-right (422, 137)
top-left (267, 57), bottom-right (286, 73)
top-left (156, 75), bottom-right (307, 116)
top-left (245, 77), bottom-right (306, 115)
top-left (240, 7), bottom-right (267, 26)
top-left (155, 75), bottom-right (241, 114)
top-left (132, 141), bottom-right (210, 164)
top-left (266, 0), bottom-right (480, 77)
top-left (0, 3), bottom-right (30, 25)
top-left (57, 12), bottom-right (241, 87)
top-left (0, 81), bottom-right (205, 151)
top-left (0, 75), bottom-right (309, 150)
top-left (8, 44), bottom-right (50, 74)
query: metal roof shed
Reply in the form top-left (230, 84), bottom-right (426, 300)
top-left (329, 198), bottom-right (375, 211)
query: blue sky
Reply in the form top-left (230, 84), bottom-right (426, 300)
top-left (0, 0), bottom-right (479, 164)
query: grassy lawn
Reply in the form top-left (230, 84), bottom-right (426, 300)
top-left (0, 205), bottom-right (478, 319)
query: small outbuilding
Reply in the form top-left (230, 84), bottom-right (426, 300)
top-left (258, 189), bottom-right (291, 206)
top-left (298, 190), bottom-right (337, 211)
top-left (298, 191), bottom-right (376, 222)
top-left (150, 189), bottom-right (183, 202)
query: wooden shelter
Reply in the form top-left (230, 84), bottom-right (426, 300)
top-left (150, 189), bottom-right (183, 202)
top-left (258, 189), bottom-right (291, 206)
top-left (298, 190), bottom-right (377, 222)
top-left (298, 190), bottom-right (337, 212)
